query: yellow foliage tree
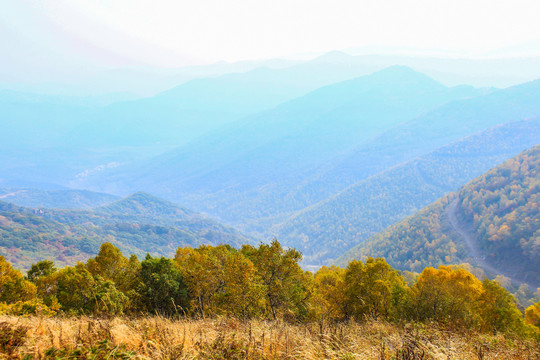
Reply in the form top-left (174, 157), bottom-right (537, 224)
top-left (411, 265), bottom-right (483, 328)
top-left (175, 245), bottom-right (265, 318)
top-left (0, 255), bottom-right (36, 304)
top-left (478, 279), bottom-right (525, 334)
top-left (241, 240), bottom-right (312, 320)
top-left (525, 300), bottom-right (540, 333)
top-left (313, 266), bottom-right (346, 321)
top-left (344, 258), bottom-right (406, 320)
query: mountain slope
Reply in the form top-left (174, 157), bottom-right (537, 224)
top-left (0, 194), bottom-right (253, 270)
top-left (337, 145), bottom-right (540, 287)
top-left (273, 119), bottom-right (540, 265)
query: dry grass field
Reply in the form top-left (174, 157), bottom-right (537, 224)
top-left (0, 316), bottom-right (539, 359)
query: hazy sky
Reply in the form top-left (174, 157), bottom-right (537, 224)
top-left (2, 0), bottom-right (540, 74)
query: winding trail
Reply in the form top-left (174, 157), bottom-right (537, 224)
top-left (447, 199), bottom-right (539, 290)
top-left (0, 190), bottom-right (26, 200)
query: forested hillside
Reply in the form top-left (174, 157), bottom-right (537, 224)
top-left (338, 145), bottom-right (540, 287)
top-left (275, 119), bottom-right (540, 265)
top-left (458, 145), bottom-right (539, 284)
top-left (0, 193), bottom-right (252, 269)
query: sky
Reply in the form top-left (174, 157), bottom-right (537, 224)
top-left (1, 0), bottom-right (540, 82)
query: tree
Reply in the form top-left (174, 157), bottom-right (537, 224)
top-left (139, 255), bottom-right (189, 316)
top-left (525, 300), bottom-right (540, 332)
top-left (55, 263), bottom-right (97, 314)
top-left (343, 258), bottom-right (406, 320)
top-left (241, 240), bottom-right (312, 320)
top-left (56, 262), bottom-right (130, 316)
top-left (27, 260), bottom-right (56, 283)
top-left (92, 278), bottom-right (130, 316)
top-left (313, 266), bottom-right (346, 321)
top-left (87, 243), bottom-right (141, 307)
top-left (175, 245), bottom-right (265, 318)
top-left (0, 256), bottom-right (36, 304)
top-left (215, 249), bottom-right (265, 318)
top-left (410, 265), bottom-right (483, 328)
top-left (478, 279), bottom-right (525, 334)
top-left (27, 260), bottom-right (59, 309)
top-left (87, 243), bottom-right (129, 282)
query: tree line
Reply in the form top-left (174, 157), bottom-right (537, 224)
top-left (1, 240), bottom-right (539, 338)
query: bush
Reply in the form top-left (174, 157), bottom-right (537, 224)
top-left (0, 299), bottom-right (58, 316)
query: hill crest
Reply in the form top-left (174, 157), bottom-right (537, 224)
top-left (96, 192), bottom-right (195, 219)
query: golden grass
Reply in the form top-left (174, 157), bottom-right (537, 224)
top-left (0, 316), bottom-right (538, 359)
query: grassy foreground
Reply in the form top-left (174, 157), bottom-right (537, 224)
top-left (0, 316), bottom-right (539, 360)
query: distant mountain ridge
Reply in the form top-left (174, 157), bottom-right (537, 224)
top-left (83, 69), bottom-right (540, 249)
top-left (1, 55), bottom-right (380, 188)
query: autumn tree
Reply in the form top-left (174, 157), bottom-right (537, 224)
top-left (55, 263), bottom-right (96, 313)
top-left (343, 258), bottom-right (406, 320)
top-left (525, 300), bottom-right (540, 334)
top-left (478, 279), bottom-right (526, 334)
top-left (175, 245), bottom-right (264, 318)
top-left (87, 242), bottom-right (141, 309)
top-left (241, 240), bottom-right (312, 320)
top-left (410, 265), bottom-right (483, 328)
top-left (27, 260), bottom-right (56, 283)
top-left (313, 266), bottom-right (346, 321)
top-left (54, 261), bottom-right (129, 315)
top-left (87, 243), bottom-right (129, 281)
top-left (0, 256), bottom-right (36, 304)
top-left (26, 260), bottom-right (59, 309)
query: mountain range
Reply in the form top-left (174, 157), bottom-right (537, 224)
top-left (82, 67), bottom-right (487, 223)
top-left (80, 68), bottom-right (540, 248)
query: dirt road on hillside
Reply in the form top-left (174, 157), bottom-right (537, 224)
top-left (447, 199), bottom-right (539, 290)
